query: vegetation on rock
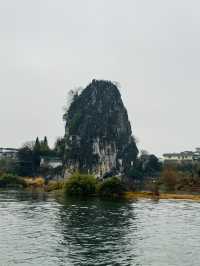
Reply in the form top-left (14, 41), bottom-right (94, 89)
top-left (64, 173), bottom-right (97, 196)
top-left (97, 177), bottom-right (126, 198)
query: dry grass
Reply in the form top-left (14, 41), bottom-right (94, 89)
top-left (24, 176), bottom-right (45, 187)
top-left (46, 180), bottom-right (64, 192)
top-left (124, 191), bottom-right (200, 201)
top-left (23, 177), bottom-right (200, 200)
top-left (24, 177), bottom-right (64, 192)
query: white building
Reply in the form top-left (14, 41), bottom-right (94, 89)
top-left (163, 152), bottom-right (193, 162)
top-left (0, 148), bottom-right (18, 159)
top-left (163, 148), bottom-right (200, 163)
top-left (40, 157), bottom-right (62, 168)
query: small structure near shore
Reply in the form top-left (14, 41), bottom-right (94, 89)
top-left (163, 147), bottom-right (200, 164)
top-left (0, 148), bottom-right (18, 159)
top-left (40, 156), bottom-right (62, 169)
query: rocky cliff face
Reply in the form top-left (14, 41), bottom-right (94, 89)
top-left (63, 79), bottom-right (138, 177)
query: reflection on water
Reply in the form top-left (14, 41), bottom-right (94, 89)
top-left (0, 190), bottom-right (200, 266)
top-left (58, 198), bottom-right (137, 266)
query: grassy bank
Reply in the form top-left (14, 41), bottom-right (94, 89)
top-left (124, 191), bottom-right (200, 201)
top-left (24, 177), bottom-right (64, 192)
top-left (0, 173), bottom-right (27, 188)
top-left (2, 173), bottom-right (200, 201)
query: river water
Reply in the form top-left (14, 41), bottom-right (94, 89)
top-left (0, 190), bottom-right (199, 266)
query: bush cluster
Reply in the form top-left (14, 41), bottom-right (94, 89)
top-left (47, 180), bottom-right (64, 192)
top-left (64, 173), bottom-right (97, 196)
top-left (64, 173), bottom-right (126, 197)
top-left (97, 177), bottom-right (126, 197)
top-left (0, 173), bottom-right (27, 188)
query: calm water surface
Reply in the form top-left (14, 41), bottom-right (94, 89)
top-left (0, 190), bottom-right (199, 266)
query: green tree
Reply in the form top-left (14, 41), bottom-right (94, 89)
top-left (40, 136), bottom-right (50, 156)
top-left (0, 158), bottom-right (19, 174)
top-left (17, 146), bottom-right (35, 176)
top-left (44, 136), bottom-right (48, 146)
top-left (54, 137), bottom-right (65, 161)
top-left (34, 137), bottom-right (41, 153)
top-left (128, 153), bottom-right (162, 180)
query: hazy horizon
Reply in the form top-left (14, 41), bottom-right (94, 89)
top-left (1, 0), bottom-right (200, 156)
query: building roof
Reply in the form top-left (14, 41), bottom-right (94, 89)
top-left (163, 153), bottom-right (180, 157)
top-left (163, 151), bottom-right (194, 157)
top-left (41, 156), bottom-right (62, 162)
top-left (0, 148), bottom-right (19, 152)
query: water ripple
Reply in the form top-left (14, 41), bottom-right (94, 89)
top-left (0, 190), bottom-right (200, 265)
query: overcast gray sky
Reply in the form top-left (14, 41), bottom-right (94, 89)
top-left (1, 0), bottom-right (200, 156)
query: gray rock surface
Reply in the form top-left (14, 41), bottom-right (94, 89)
top-left (63, 79), bottom-right (138, 177)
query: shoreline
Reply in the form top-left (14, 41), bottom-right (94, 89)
top-left (124, 191), bottom-right (200, 201)
top-left (1, 186), bottom-right (200, 201)
top-left (30, 188), bottom-right (200, 201)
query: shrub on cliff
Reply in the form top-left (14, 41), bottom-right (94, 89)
top-left (64, 173), bottom-right (96, 196)
top-left (0, 173), bottom-right (27, 188)
top-left (97, 177), bottom-right (126, 198)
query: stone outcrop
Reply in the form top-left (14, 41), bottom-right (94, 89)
top-left (63, 79), bottom-right (138, 177)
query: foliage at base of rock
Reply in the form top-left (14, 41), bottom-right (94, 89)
top-left (97, 177), bottom-right (126, 197)
top-left (64, 173), bottom-right (97, 196)
top-left (0, 173), bottom-right (27, 188)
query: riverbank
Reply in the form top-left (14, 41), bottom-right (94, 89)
top-left (23, 177), bottom-right (200, 201)
top-left (124, 191), bottom-right (200, 201)
top-left (29, 187), bottom-right (200, 202)
top-left (2, 174), bottom-right (200, 201)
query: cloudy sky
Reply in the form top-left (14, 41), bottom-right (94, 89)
top-left (1, 0), bottom-right (200, 156)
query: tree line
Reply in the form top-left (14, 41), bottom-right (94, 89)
top-left (0, 136), bottom-right (65, 177)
